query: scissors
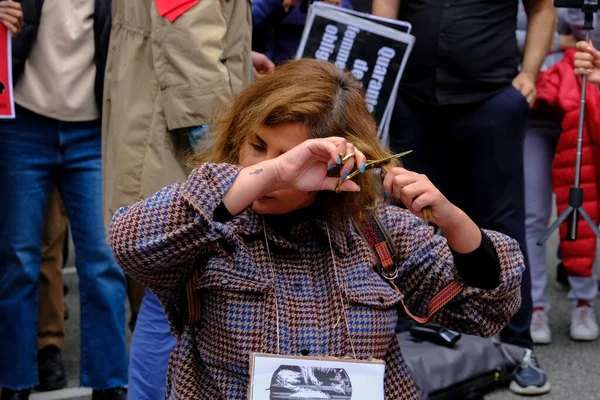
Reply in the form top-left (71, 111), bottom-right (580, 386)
top-left (329, 149), bottom-right (435, 221)
top-left (329, 150), bottom-right (413, 193)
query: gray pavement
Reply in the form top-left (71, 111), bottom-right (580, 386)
top-left (28, 219), bottom-right (600, 399)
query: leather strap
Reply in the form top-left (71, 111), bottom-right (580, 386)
top-left (362, 218), bottom-right (463, 324)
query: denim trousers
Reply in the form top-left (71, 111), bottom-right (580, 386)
top-left (127, 288), bottom-right (176, 400)
top-left (0, 106), bottom-right (128, 389)
top-left (389, 86), bottom-right (534, 349)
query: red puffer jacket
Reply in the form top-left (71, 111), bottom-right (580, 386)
top-left (536, 48), bottom-right (600, 278)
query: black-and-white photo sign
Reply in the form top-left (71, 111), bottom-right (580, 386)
top-left (248, 353), bottom-right (385, 400)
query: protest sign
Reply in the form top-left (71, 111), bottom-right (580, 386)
top-left (0, 21), bottom-right (14, 119)
top-left (296, 2), bottom-right (414, 143)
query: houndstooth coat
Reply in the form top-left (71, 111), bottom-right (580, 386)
top-left (109, 163), bottom-right (524, 399)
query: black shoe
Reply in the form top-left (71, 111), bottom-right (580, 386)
top-left (0, 388), bottom-right (31, 400)
top-left (92, 387), bottom-right (127, 400)
top-left (35, 345), bottom-right (66, 391)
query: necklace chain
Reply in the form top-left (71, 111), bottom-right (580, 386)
top-left (261, 217), bottom-right (357, 359)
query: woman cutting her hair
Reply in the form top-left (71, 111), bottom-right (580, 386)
top-left (109, 59), bottom-right (524, 399)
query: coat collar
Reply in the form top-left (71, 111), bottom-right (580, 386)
top-left (236, 206), bottom-right (350, 254)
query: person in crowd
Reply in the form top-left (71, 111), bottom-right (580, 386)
top-left (555, 10), bottom-right (600, 289)
top-left (37, 187), bottom-right (69, 392)
top-left (252, 0), bottom-right (351, 66)
top-left (371, 0), bottom-right (556, 395)
top-left (109, 58), bottom-right (525, 400)
top-left (524, 7), bottom-right (599, 345)
top-left (102, 1), bottom-right (273, 398)
top-left (0, 0), bottom-right (128, 399)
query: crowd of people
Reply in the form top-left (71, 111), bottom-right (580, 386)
top-left (1, 0), bottom-right (600, 399)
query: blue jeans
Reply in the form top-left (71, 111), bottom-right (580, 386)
top-left (127, 289), bottom-right (176, 400)
top-left (0, 106), bottom-right (127, 389)
top-left (390, 86), bottom-right (534, 349)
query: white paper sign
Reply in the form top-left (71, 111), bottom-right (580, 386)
top-left (248, 353), bottom-right (385, 399)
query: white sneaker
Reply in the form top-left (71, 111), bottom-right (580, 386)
top-left (570, 301), bottom-right (599, 341)
top-left (530, 309), bottom-right (551, 344)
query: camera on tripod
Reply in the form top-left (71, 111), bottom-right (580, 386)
top-left (554, 0), bottom-right (599, 9)
top-left (554, 0), bottom-right (598, 29)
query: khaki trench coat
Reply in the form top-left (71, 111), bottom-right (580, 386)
top-left (102, 0), bottom-right (252, 227)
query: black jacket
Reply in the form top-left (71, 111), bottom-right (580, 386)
top-left (12, 0), bottom-right (111, 111)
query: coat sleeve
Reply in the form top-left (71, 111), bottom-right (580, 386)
top-left (252, 0), bottom-right (287, 31)
top-left (109, 163), bottom-right (246, 325)
top-left (380, 206), bottom-right (524, 338)
top-left (150, 0), bottom-right (251, 131)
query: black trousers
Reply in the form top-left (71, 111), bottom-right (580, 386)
top-left (389, 86), bottom-right (534, 350)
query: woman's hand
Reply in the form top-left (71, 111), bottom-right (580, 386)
top-left (383, 168), bottom-right (459, 228)
top-left (383, 167), bottom-right (482, 253)
top-left (252, 51), bottom-right (275, 80)
top-left (282, 0), bottom-right (300, 12)
top-left (222, 138), bottom-right (365, 215)
top-left (0, 1), bottom-right (23, 36)
top-left (322, 0), bottom-right (342, 7)
top-left (273, 137), bottom-right (366, 193)
top-left (574, 41), bottom-right (600, 84)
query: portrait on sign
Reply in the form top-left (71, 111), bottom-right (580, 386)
top-left (248, 353), bottom-right (385, 400)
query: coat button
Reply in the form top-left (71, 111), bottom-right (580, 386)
top-left (301, 349), bottom-right (309, 356)
top-left (221, 279), bottom-right (230, 286)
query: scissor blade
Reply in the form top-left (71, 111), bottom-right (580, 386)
top-left (367, 150), bottom-right (413, 168)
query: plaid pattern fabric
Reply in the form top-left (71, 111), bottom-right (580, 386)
top-left (110, 163), bottom-right (525, 400)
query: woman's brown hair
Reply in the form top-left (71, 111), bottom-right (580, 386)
top-left (189, 58), bottom-right (400, 224)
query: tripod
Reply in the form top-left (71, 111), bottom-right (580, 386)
top-left (538, 4), bottom-right (600, 246)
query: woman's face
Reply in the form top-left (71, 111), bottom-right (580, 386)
top-left (240, 123), bottom-right (318, 215)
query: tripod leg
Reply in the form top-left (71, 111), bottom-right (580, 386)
top-left (577, 207), bottom-right (600, 240)
top-left (537, 206), bottom-right (573, 246)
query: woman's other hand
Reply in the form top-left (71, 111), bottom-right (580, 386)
top-left (0, 1), bottom-right (23, 36)
top-left (574, 41), bottom-right (600, 84)
top-left (383, 167), bottom-right (482, 253)
top-left (383, 168), bottom-right (459, 228)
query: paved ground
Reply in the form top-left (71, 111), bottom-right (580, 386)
top-left (26, 215), bottom-right (600, 399)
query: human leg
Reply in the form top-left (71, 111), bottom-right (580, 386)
top-left (57, 120), bottom-right (127, 390)
top-left (523, 119), bottom-right (561, 344)
top-left (0, 107), bottom-right (57, 390)
top-left (126, 277), bottom-right (145, 332)
top-left (436, 87), bottom-right (548, 395)
top-left (445, 86), bottom-right (532, 349)
top-left (568, 275), bottom-right (599, 341)
top-left (127, 289), bottom-right (177, 400)
top-left (37, 185), bottom-right (69, 391)
top-left (38, 185), bottom-right (68, 350)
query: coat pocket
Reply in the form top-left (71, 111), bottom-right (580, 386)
top-left (342, 268), bottom-right (404, 359)
top-left (192, 257), bottom-right (273, 371)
